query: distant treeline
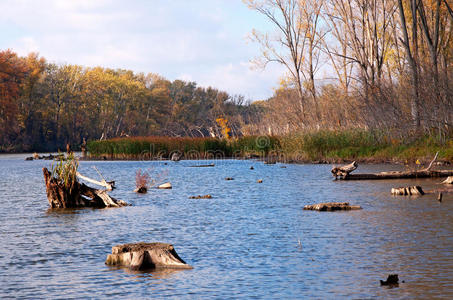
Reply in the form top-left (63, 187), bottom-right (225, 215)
top-left (0, 50), bottom-right (261, 152)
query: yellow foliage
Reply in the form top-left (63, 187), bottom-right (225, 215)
top-left (216, 117), bottom-right (232, 139)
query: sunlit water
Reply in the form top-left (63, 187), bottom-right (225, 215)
top-left (1, 154), bottom-right (452, 299)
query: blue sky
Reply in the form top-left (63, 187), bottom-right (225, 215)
top-left (0, 0), bottom-right (284, 100)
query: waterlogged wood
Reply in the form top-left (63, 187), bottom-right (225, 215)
top-left (189, 195), bottom-right (212, 199)
top-left (344, 169), bottom-right (453, 180)
top-left (335, 153), bottom-right (453, 180)
top-left (76, 172), bottom-right (114, 191)
top-left (43, 168), bottom-right (128, 208)
top-left (105, 242), bottom-right (192, 270)
top-left (188, 163), bottom-right (215, 167)
top-left (304, 202), bottom-right (362, 211)
top-left (391, 186), bottom-right (425, 196)
top-left (391, 185), bottom-right (453, 196)
top-left (158, 182), bottom-right (172, 189)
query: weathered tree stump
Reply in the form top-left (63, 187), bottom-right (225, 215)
top-left (170, 152), bottom-right (181, 161)
top-left (391, 186), bottom-right (425, 196)
top-left (303, 202), bottom-right (362, 211)
top-left (391, 185), bottom-right (453, 197)
top-left (331, 161), bottom-right (358, 179)
top-left (380, 274), bottom-right (399, 286)
top-left (105, 242), bottom-right (192, 270)
top-left (43, 168), bottom-right (129, 208)
top-left (441, 176), bottom-right (453, 184)
top-left (134, 187), bottom-right (147, 194)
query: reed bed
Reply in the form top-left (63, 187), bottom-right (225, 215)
top-left (87, 131), bottom-right (453, 163)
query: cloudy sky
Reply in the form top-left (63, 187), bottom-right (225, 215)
top-left (0, 0), bottom-right (285, 100)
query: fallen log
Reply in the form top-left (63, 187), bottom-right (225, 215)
top-left (343, 169), bottom-right (453, 180)
top-left (188, 163), bottom-right (215, 167)
top-left (303, 202), bottom-right (362, 211)
top-left (105, 242), bottom-right (192, 270)
top-left (43, 168), bottom-right (128, 208)
top-left (333, 152), bottom-right (453, 180)
top-left (76, 172), bottom-right (115, 191)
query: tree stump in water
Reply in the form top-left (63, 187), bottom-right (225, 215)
top-left (331, 161), bottom-right (358, 179)
top-left (391, 186), bottom-right (424, 196)
top-left (303, 202), bottom-right (362, 211)
top-left (43, 168), bottom-right (129, 208)
top-left (105, 242), bottom-right (192, 270)
top-left (442, 176), bottom-right (453, 184)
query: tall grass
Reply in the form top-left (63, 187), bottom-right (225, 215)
top-left (279, 129), bottom-right (453, 162)
top-left (87, 131), bottom-right (453, 163)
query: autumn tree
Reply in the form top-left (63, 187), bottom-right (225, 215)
top-left (0, 50), bottom-right (27, 150)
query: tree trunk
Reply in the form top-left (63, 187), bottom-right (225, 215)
top-left (43, 168), bottom-right (128, 208)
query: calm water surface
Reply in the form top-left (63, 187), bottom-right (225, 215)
top-left (1, 155), bottom-right (452, 299)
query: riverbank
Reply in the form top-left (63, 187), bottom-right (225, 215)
top-left (85, 130), bottom-right (453, 165)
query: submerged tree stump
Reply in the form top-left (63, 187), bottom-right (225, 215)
top-left (43, 168), bottom-right (129, 208)
top-left (304, 202), bottom-right (362, 211)
top-left (391, 186), bottom-right (424, 196)
top-left (105, 242), bottom-right (192, 270)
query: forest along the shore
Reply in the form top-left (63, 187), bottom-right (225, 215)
top-left (1, 0), bottom-right (453, 162)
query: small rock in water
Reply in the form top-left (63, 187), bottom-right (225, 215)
top-left (250, 166), bottom-right (254, 170)
top-left (380, 274), bottom-right (399, 286)
top-left (158, 182), bottom-right (172, 189)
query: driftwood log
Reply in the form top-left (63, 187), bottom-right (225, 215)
top-left (43, 168), bottom-right (128, 208)
top-left (105, 242), bottom-right (192, 270)
top-left (341, 169), bottom-right (453, 180)
top-left (303, 202), bottom-right (362, 211)
top-left (332, 155), bottom-right (453, 180)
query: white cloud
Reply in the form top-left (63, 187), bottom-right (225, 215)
top-left (0, 0), bottom-right (284, 100)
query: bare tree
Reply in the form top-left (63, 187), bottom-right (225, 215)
top-left (244, 0), bottom-right (325, 122)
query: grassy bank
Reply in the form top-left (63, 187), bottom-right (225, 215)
top-left (87, 136), bottom-right (279, 160)
top-left (279, 130), bottom-right (453, 163)
top-left (87, 130), bottom-right (453, 163)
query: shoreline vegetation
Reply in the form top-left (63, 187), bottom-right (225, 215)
top-left (85, 130), bottom-right (453, 165)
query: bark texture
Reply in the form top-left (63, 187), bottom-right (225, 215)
top-left (43, 167), bottom-right (128, 208)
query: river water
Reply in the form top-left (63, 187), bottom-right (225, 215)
top-left (0, 154), bottom-right (452, 299)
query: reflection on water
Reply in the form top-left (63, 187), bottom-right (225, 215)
top-left (107, 265), bottom-right (190, 281)
top-left (1, 155), bottom-right (453, 299)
